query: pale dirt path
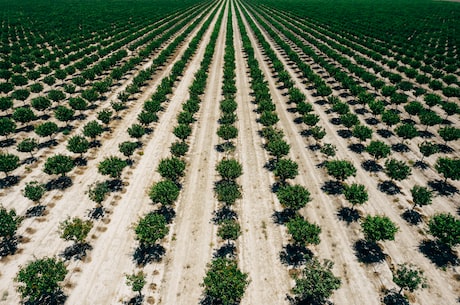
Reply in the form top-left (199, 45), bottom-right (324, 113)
top-left (65, 5), bottom-right (223, 304)
top-left (237, 3), bottom-right (381, 304)
top-left (232, 2), bottom-right (292, 304)
top-left (156, 2), bottom-right (226, 304)
top-left (0, 5), bottom-right (217, 305)
top-left (241, 4), bottom-right (459, 304)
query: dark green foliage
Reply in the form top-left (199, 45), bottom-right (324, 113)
top-left (361, 215), bottom-right (398, 242)
top-left (0, 117), bottom-right (16, 137)
top-left (340, 113), bottom-right (359, 129)
top-left (170, 141), bottom-right (189, 157)
top-left (404, 101), bottom-right (423, 117)
top-left (126, 271), bottom-right (146, 296)
top-left (325, 160), bottom-right (356, 181)
top-left (44, 155), bottom-right (74, 176)
top-left (366, 141), bottom-right (391, 160)
top-left (149, 180), bottom-right (180, 205)
top-left (424, 93), bottom-right (441, 108)
top-left (157, 157), bottom-right (185, 181)
top-left (392, 264), bottom-right (427, 294)
top-left (119, 141), bottom-right (138, 159)
top-left (47, 89), bottom-right (66, 103)
top-left (310, 126), bottom-right (326, 141)
top-left (17, 138), bottom-right (38, 156)
top-left (368, 99), bottom-right (385, 116)
top-left (428, 213), bottom-right (460, 247)
top-left (59, 217), bottom-right (92, 244)
top-left (83, 120), bottom-right (104, 139)
top-left (418, 142), bottom-right (439, 160)
top-left (435, 157), bottom-right (460, 181)
top-left (67, 135), bottom-right (89, 156)
top-left (303, 113), bottom-right (320, 127)
top-left (217, 219), bottom-right (241, 243)
top-left (15, 257), bottom-right (67, 303)
top-left (202, 258), bottom-right (249, 305)
top-left (0, 97), bottom-right (13, 111)
top-left (216, 159), bottom-right (242, 181)
top-left (217, 124), bottom-right (238, 141)
top-left (0, 153), bottom-right (20, 177)
top-left (273, 158), bottom-right (298, 183)
top-left (259, 111), bottom-right (279, 126)
top-left (384, 159), bottom-right (411, 181)
top-left (138, 111), bottom-right (158, 125)
top-left (287, 216), bottom-right (321, 246)
top-left (98, 156), bottom-right (127, 178)
top-left (292, 258), bottom-right (341, 304)
top-left (215, 180), bottom-right (241, 205)
top-left (31, 96), bottom-right (51, 112)
top-left (97, 109), bottom-right (113, 125)
top-left (87, 181), bottom-right (110, 205)
top-left (381, 110), bottom-right (400, 128)
top-left (135, 212), bottom-right (168, 246)
top-left (0, 207), bottom-right (22, 240)
top-left (352, 124), bottom-right (373, 142)
top-left (332, 101), bottom-right (349, 115)
top-left (419, 110), bottom-right (442, 129)
top-left (276, 184), bottom-right (311, 211)
top-left (54, 106), bottom-right (75, 123)
top-left (13, 107), bottom-right (36, 124)
top-left (35, 121), bottom-right (58, 138)
top-left (127, 124), bottom-right (146, 139)
top-left (438, 126), bottom-right (460, 143)
top-left (395, 123), bottom-right (418, 140)
top-left (343, 183), bottom-right (368, 208)
top-left (174, 124), bottom-right (192, 141)
top-left (266, 139), bottom-right (290, 160)
top-left (410, 185), bottom-right (433, 209)
top-left (23, 181), bottom-right (45, 203)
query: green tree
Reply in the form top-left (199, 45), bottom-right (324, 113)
top-left (292, 258), bottom-right (341, 304)
top-left (217, 124), bottom-right (238, 143)
top-left (98, 156), bottom-right (127, 179)
top-left (157, 157), bottom-right (185, 181)
top-left (83, 120), bottom-right (104, 141)
top-left (410, 185), bottom-right (433, 209)
top-left (404, 101), bottom-right (423, 118)
top-left (287, 216), bottom-right (321, 246)
top-left (126, 271), bottom-right (146, 297)
top-left (259, 111), bottom-right (279, 126)
top-left (325, 160), bottom-right (356, 181)
top-left (174, 124), bottom-right (192, 141)
top-left (47, 89), bottom-right (66, 104)
top-left (54, 106), bottom-right (75, 125)
top-left (0, 206), bottom-right (22, 244)
top-left (23, 181), bottom-right (45, 203)
top-left (266, 139), bottom-right (290, 160)
top-left (366, 140), bottom-right (391, 160)
top-left (392, 263), bottom-right (427, 294)
top-left (216, 159), bottom-right (242, 181)
top-left (31, 96), bottom-right (51, 113)
top-left (273, 158), bottom-right (298, 183)
top-left (343, 183), bottom-right (368, 209)
top-left (395, 123), bottom-right (418, 141)
top-left (381, 110), bottom-right (400, 129)
top-left (424, 94), bottom-right (441, 108)
top-left (86, 181), bottom-right (110, 205)
top-left (438, 126), bottom-right (460, 144)
top-left (369, 100), bottom-right (385, 116)
top-left (217, 219), bottom-right (241, 244)
top-left (361, 215), bottom-right (398, 242)
top-left (202, 258), bottom-right (249, 305)
top-left (17, 138), bottom-right (38, 157)
top-left (97, 109), bottom-right (112, 125)
top-left (35, 121), bottom-right (58, 139)
top-left (135, 212), bottom-right (168, 246)
top-left (419, 110), bottom-right (442, 131)
top-left (435, 157), bottom-right (460, 182)
top-left (352, 125), bottom-right (373, 142)
top-left (15, 257), bottom-right (67, 304)
top-left (310, 126), bottom-right (326, 142)
top-left (340, 113), bottom-right (359, 130)
top-left (276, 184), bottom-right (311, 212)
top-left (303, 113), bottom-right (320, 127)
top-left (119, 141), bottom-right (138, 160)
top-left (428, 213), bottom-right (460, 248)
top-left (138, 111), bottom-right (158, 126)
top-left (69, 97), bottom-right (88, 114)
top-left (59, 217), bottom-right (93, 245)
top-left (0, 117), bottom-right (16, 138)
top-left (67, 135), bottom-right (89, 157)
top-left (384, 159), bottom-right (411, 181)
top-left (0, 153), bottom-right (20, 177)
top-left (215, 180), bottom-right (241, 205)
top-left (127, 124), bottom-right (146, 140)
top-left (149, 180), bottom-right (179, 205)
top-left (13, 107), bottom-right (36, 125)
top-left (0, 97), bottom-right (13, 112)
top-left (321, 143), bottom-right (337, 158)
top-left (418, 142), bottom-right (439, 162)
top-left (170, 141), bottom-right (189, 157)
top-left (44, 155), bottom-right (75, 176)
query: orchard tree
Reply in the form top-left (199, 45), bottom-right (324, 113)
top-left (392, 263), bottom-right (427, 295)
top-left (0, 97), bottom-right (13, 112)
top-left (428, 213), bottom-right (460, 248)
top-left (410, 185), bottom-right (433, 209)
top-left (86, 181), bottom-right (110, 206)
top-left (149, 180), bottom-right (180, 205)
top-left (126, 271), bottom-right (146, 297)
top-left (352, 124), bottom-right (373, 142)
top-left (31, 96), bottom-right (51, 113)
top-left (0, 153), bottom-right (20, 177)
top-left (266, 139), bottom-right (290, 161)
top-left (404, 101), bottom-right (423, 118)
top-left (424, 93), bottom-right (441, 108)
top-left (157, 157), bottom-right (185, 182)
top-left (325, 160), bottom-right (356, 181)
top-left (97, 109), bottom-right (112, 125)
top-left (17, 138), bottom-right (38, 157)
top-left (381, 110), bottom-right (400, 130)
top-left (321, 143), bottom-right (337, 159)
top-left (418, 142), bottom-right (439, 162)
top-left (310, 126), bottom-right (326, 143)
top-left (438, 126), bottom-right (460, 144)
top-left (273, 158), bottom-right (298, 184)
top-left (217, 124), bottom-right (237, 147)
top-left (217, 219), bottom-right (241, 245)
top-left (287, 216), bottom-right (321, 246)
top-left (343, 183), bottom-right (368, 210)
top-left (13, 107), bottom-right (36, 125)
top-left (127, 124), bottom-right (146, 140)
top-left (44, 155), bottom-right (75, 177)
top-left (435, 157), bottom-right (460, 182)
top-left (0, 206), bottom-right (22, 250)
top-left (369, 100), bottom-right (385, 117)
top-left (419, 110), bottom-right (442, 131)
top-left (291, 258), bottom-right (341, 304)
top-left (259, 111), bottom-right (279, 126)
top-left (23, 181), bottom-right (45, 204)
top-left (54, 106), bottom-right (74, 126)
top-left (384, 159), bottom-right (411, 181)
top-left (366, 140), bottom-right (391, 160)
top-left (98, 156), bottom-right (127, 179)
top-left (395, 123), bottom-right (418, 142)
top-left (83, 120), bottom-right (104, 142)
top-left (69, 97), bottom-right (88, 114)
top-left (15, 257), bottom-right (67, 304)
top-left (216, 159), bottom-right (242, 181)
top-left (47, 90), bottom-right (66, 104)
top-left (170, 141), bottom-right (189, 157)
top-left (276, 184), bottom-right (311, 212)
top-left (119, 141), bottom-right (138, 160)
top-left (0, 117), bottom-right (16, 138)
top-left (67, 135), bottom-right (89, 158)
top-left (135, 212), bottom-right (168, 247)
top-left (340, 113), bottom-right (359, 130)
top-left (35, 121), bottom-right (58, 139)
top-left (303, 113), bottom-right (320, 127)
top-left (202, 258), bottom-right (249, 305)
top-left (174, 124), bottom-right (192, 142)
top-left (361, 215), bottom-right (398, 243)
top-left (215, 180), bottom-right (241, 205)
top-left (59, 217), bottom-right (93, 246)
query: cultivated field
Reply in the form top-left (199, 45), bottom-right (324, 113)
top-left (0, 0), bottom-right (459, 304)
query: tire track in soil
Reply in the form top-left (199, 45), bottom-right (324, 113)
top-left (232, 2), bottom-right (292, 304)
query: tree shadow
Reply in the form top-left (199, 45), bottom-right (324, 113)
top-left (272, 209), bottom-right (296, 225)
top-left (22, 156), bottom-right (37, 165)
top-left (88, 206), bottom-right (105, 220)
top-left (263, 158), bottom-right (277, 171)
top-left (337, 207), bottom-right (360, 224)
top-left (60, 243), bottom-right (92, 261)
top-left (213, 243), bottom-right (236, 259)
top-left (382, 291), bottom-right (409, 305)
top-left (308, 144), bottom-right (321, 151)
top-left (215, 142), bottom-right (235, 153)
top-left (428, 179), bottom-right (459, 196)
top-left (16, 125), bottom-right (34, 133)
top-left (337, 129), bottom-right (352, 138)
top-left (133, 244), bottom-right (165, 266)
top-left (45, 176), bottom-right (72, 191)
top-left (300, 129), bottom-right (311, 137)
top-left (123, 295), bottom-right (143, 305)
top-left (0, 138), bottom-right (16, 147)
top-left (348, 143), bottom-right (365, 154)
top-left (73, 157), bottom-right (87, 167)
top-left (0, 236), bottom-right (19, 257)
top-left (378, 180), bottom-right (401, 195)
top-left (419, 240), bottom-right (459, 267)
top-left (38, 139), bottom-right (57, 149)
top-left (414, 161), bottom-right (429, 170)
top-left (354, 240), bottom-right (386, 263)
top-left (355, 108), bottom-right (367, 115)
top-left (89, 140), bottom-right (101, 148)
top-left (330, 117), bottom-right (341, 125)
top-left (418, 130), bottom-right (434, 138)
top-left (156, 205), bottom-right (176, 224)
top-left (0, 175), bottom-right (20, 189)
top-left (280, 244), bottom-right (313, 267)
top-left (365, 117), bottom-right (379, 125)
top-left (391, 143), bottom-right (409, 153)
top-left (24, 290), bottom-right (67, 305)
top-left (437, 143), bottom-right (454, 153)
top-left (293, 116), bottom-right (303, 124)
top-left (321, 180), bottom-right (344, 195)
top-left (362, 160), bottom-right (382, 172)
top-left (286, 294), bottom-right (334, 305)
top-left (401, 209), bottom-right (422, 225)
top-left (212, 206), bottom-right (237, 224)
top-left (107, 179), bottom-right (123, 192)
top-left (377, 129), bottom-right (393, 138)
top-left (25, 205), bottom-right (46, 217)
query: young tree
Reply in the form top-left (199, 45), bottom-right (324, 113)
top-left (310, 126), bottom-right (326, 143)
top-left (287, 216), bottom-right (321, 246)
top-left (0, 153), bottom-right (20, 177)
top-left (340, 113), bottom-right (359, 130)
top-left (392, 263), bottom-right (427, 294)
top-left (384, 159), bottom-right (411, 181)
top-left (83, 120), bottom-right (104, 141)
top-left (276, 184), bottom-right (311, 212)
top-left (15, 257), bottom-right (67, 304)
top-left (17, 138), bottom-right (38, 157)
top-left (343, 183), bottom-right (368, 210)
top-left (410, 185), bottom-right (433, 209)
top-left (418, 142), bottom-right (439, 162)
top-left (216, 159), bottom-right (242, 181)
top-left (395, 123), bottom-right (418, 142)
top-left (435, 157), bottom-right (460, 182)
top-left (369, 99), bottom-right (385, 117)
top-left (134, 212), bottom-right (168, 247)
top-left (173, 124), bottom-right (192, 142)
top-left (87, 181), bottom-right (110, 206)
top-left (292, 258), bottom-right (341, 304)
top-left (66, 135), bottom-right (89, 158)
top-left (0, 117), bottom-right (16, 138)
top-left (0, 97), bottom-right (13, 112)
top-left (428, 213), bottom-right (460, 248)
top-left (69, 97), bottom-right (88, 114)
top-left (119, 141), bottom-right (138, 160)
top-left (259, 111), bottom-right (279, 126)
top-left (23, 181), bottom-right (46, 204)
top-left (59, 217), bottom-right (93, 245)
top-left (126, 271), bottom-right (146, 297)
top-left (47, 90), bottom-right (66, 104)
top-left (438, 126), bottom-right (460, 144)
top-left (44, 155), bottom-right (75, 177)
top-left (170, 141), bottom-right (189, 157)
top-left (97, 109), bottom-right (112, 125)
top-left (217, 219), bottom-right (241, 244)
top-left (127, 124), bottom-right (146, 140)
top-left (31, 96), bottom-right (51, 113)
top-left (217, 124), bottom-right (237, 145)
top-left (419, 110), bottom-right (442, 131)
top-left (202, 258), bottom-right (249, 305)
top-left (149, 180), bottom-right (180, 205)
top-left (366, 140), bottom-right (391, 160)
top-left (138, 111), bottom-right (158, 126)
top-left (325, 160), bottom-right (356, 181)
top-left (381, 110), bottom-right (400, 130)
top-left (13, 107), bottom-right (36, 125)
top-left (98, 156), bottom-right (127, 179)
top-left (361, 215), bottom-right (398, 242)
top-left (0, 206), bottom-right (22, 247)
top-left (404, 101), bottom-right (423, 118)
top-left (352, 124), bottom-right (373, 142)
top-left (266, 139), bottom-right (290, 161)
top-left (273, 158), bottom-right (298, 183)
top-left (303, 113), bottom-right (320, 127)
top-left (54, 106), bottom-right (75, 125)
top-left (321, 143), bottom-right (337, 158)
top-left (215, 180), bottom-right (241, 205)
top-left (35, 121), bottom-right (58, 139)
top-left (157, 157), bottom-right (185, 181)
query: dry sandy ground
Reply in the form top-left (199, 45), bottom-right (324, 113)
top-left (1, 0), bottom-right (459, 304)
